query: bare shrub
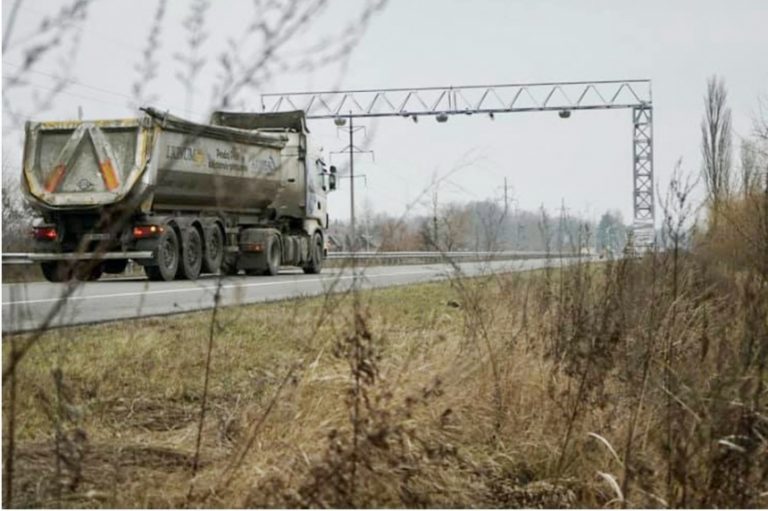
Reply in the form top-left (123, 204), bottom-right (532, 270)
top-left (244, 309), bottom-right (457, 508)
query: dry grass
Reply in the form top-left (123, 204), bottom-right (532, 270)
top-left (3, 245), bottom-right (767, 507)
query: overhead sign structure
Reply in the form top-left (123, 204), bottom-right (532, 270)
top-left (262, 79), bottom-right (655, 246)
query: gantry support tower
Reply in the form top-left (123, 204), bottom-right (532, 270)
top-left (262, 79), bottom-right (655, 246)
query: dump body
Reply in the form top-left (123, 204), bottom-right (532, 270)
top-left (21, 108), bottom-right (336, 281)
top-left (148, 122), bottom-right (286, 214)
top-left (23, 118), bottom-right (149, 208)
top-left (24, 109), bottom-right (294, 214)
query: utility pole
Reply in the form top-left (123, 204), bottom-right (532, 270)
top-left (330, 113), bottom-right (373, 253)
top-left (348, 112), bottom-right (355, 253)
top-left (431, 186), bottom-right (439, 249)
top-left (557, 198), bottom-right (571, 253)
top-left (503, 177), bottom-right (509, 215)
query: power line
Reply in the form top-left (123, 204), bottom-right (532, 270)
top-left (3, 61), bottom-right (208, 119)
top-left (3, 61), bottom-right (134, 102)
top-left (7, 79), bottom-right (133, 110)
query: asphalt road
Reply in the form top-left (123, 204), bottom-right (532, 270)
top-left (2, 258), bottom-right (568, 333)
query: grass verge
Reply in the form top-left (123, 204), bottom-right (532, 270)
top-left (3, 254), bottom-right (767, 508)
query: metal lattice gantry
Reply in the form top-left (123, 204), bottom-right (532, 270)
top-left (262, 79), bottom-right (655, 244)
top-left (631, 105), bottom-right (655, 246)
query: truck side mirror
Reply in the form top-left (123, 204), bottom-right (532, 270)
top-left (329, 166), bottom-right (337, 191)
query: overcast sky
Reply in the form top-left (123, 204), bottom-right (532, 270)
top-left (3, 0), bottom-right (767, 225)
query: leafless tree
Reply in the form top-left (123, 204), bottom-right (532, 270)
top-left (418, 178), bottom-right (472, 252)
top-left (752, 95), bottom-right (768, 184)
top-left (2, 0), bottom-right (90, 128)
top-left (174, 0), bottom-right (210, 116)
top-left (130, 0), bottom-right (167, 108)
top-left (740, 139), bottom-right (761, 197)
top-left (474, 199), bottom-right (508, 252)
top-left (1, 173), bottom-right (34, 252)
top-left (756, 95), bottom-right (768, 144)
top-left (701, 75), bottom-right (733, 215)
top-left (658, 159), bottom-right (699, 295)
top-left (439, 203), bottom-right (471, 252)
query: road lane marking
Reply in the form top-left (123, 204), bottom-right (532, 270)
top-left (1, 268), bottom-right (454, 306)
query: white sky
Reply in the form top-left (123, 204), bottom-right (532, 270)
top-left (3, 0), bottom-right (767, 225)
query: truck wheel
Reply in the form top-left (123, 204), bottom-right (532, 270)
top-left (176, 227), bottom-right (203, 280)
top-left (202, 225), bottom-right (224, 274)
top-left (41, 261), bottom-right (69, 282)
top-left (221, 257), bottom-right (239, 276)
top-left (248, 235), bottom-right (281, 276)
top-left (74, 263), bottom-right (103, 281)
top-left (302, 232), bottom-right (324, 274)
top-left (103, 259), bottom-right (128, 274)
top-left (86, 266), bottom-right (104, 281)
top-left (264, 235), bottom-right (281, 276)
top-left (145, 227), bottom-right (179, 281)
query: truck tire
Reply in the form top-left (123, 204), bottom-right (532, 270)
top-left (103, 259), bottom-right (128, 274)
top-left (145, 228), bottom-right (179, 281)
top-left (221, 257), bottom-right (239, 276)
top-left (41, 261), bottom-right (68, 282)
top-left (176, 227), bottom-right (203, 280)
top-left (41, 262), bottom-right (101, 282)
top-left (75, 263), bottom-right (103, 281)
top-left (87, 266), bottom-right (104, 281)
top-left (202, 225), bottom-right (224, 274)
top-left (247, 235), bottom-right (281, 276)
top-left (264, 235), bottom-right (281, 276)
top-left (302, 232), bottom-right (324, 274)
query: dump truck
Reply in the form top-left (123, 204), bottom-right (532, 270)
top-left (20, 107), bottom-right (337, 282)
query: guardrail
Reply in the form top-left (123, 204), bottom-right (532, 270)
top-left (1, 252), bottom-right (152, 264)
top-left (2, 253), bottom-right (35, 265)
top-left (326, 250), bottom-right (589, 261)
top-left (2, 250), bottom-right (592, 266)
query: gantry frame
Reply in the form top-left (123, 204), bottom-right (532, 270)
top-left (262, 79), bottom-right (655, 245)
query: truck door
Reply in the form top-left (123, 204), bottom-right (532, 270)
top-left (305, 158), bottom-right (327, 223)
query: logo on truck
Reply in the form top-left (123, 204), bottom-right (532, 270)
top-left (260, 155), bottom-right (278, 175)
top-left (166, 143), bottom-right (278, 175)
top-left (77, 178), bottom-right (95, 191)
top-left (166, 145), bottom-right (205, 164)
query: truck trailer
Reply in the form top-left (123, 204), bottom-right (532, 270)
top-left (20, 108), bottom-right (337, 282)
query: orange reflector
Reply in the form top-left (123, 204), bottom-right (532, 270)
top-left (44, 164), bottom-right (67, 192)
top-left (242, 243), bottom-right (264, 252)
top-left (33, 226), bottom-right (58, 241)
top-left (99, 159), bottom-right (119, 191)
top-left (132, 225), bottom-right (164, 238)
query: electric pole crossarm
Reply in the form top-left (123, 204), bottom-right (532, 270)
top-left (262, 80), bottom-right (652, 119)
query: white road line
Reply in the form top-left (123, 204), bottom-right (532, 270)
top-left (1, 268), bottom-right (445, 306)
